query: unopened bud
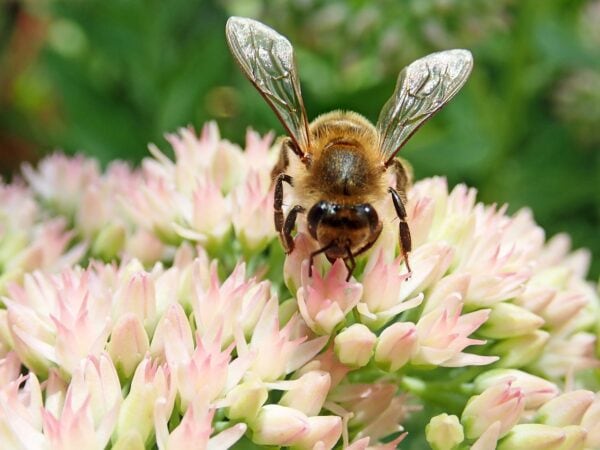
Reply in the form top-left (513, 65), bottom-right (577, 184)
top-left (91, 222), bottom-right (126, 260)
top-left (536, 390), bottom-right (595, 426)
top-left (107, 313), bottom-right (149, 380)
top-left (374, 322), bottom-right (418, 372)
top-left (291, 415), bottom-right (343, 450)
top-left (490, 330), bottom-right (549, 368)
top-left (425, 413), bottom-right (464, 450)
top-left (497, 424), bottom-right (566, 450)
top-left (280, 371), bottom-right (331, 416)
top-left (252, 405), bottom-right (309, 446)
top-left (334, 324), bottom-right (376, 368)
top-left (474, 369), bottom-right (559, 409)
top-left (479, 303), bottom-right (544, 339)
top-left (225, 380), bottom-right (268, 422)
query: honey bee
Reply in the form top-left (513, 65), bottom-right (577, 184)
top-left (226, 17), bottom-right (473, 280)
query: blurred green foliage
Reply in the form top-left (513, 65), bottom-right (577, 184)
top-left (0, 0), bottom-right (598, 277)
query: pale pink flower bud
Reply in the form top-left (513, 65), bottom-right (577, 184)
top-left (107, 313), bottom-right (149, 380)
top-left (461, 379), bottom-right (525, 439)
top-left (116, 358), bottom-right (174, 444)
top-left (291, 415), bottom-right (343, 450)
top-left (478, 302), bottom-right (544, 339)
top-left (559, 425), bottom-right (588, 450)
top-left (113, 271), bottom-right (157, 334)
top-left (334, 324), bottom-right (377, 368)
top-left (251, 405), bottom-right (309, 446)
top-left (496, 424), bottom-right (566, 450)
top-left (279, 370), bottom-right (331, 416)
top-left (225, 380), bottom-right (268, 422)
top-left (413, 293), bottom-right (497, 367)
top-left (151, 303), bottom-right (194, 362)
top-left (581, 394), bottom-right (600, 448)
top-left (490, 330), bottom-right (550, 368)
top-left (374, 322), bottom-right (418, 371)
top-left (297, 259), bottom-right (363, 335)
top-left (474, 369), bottom-right (559, 410)
top-left (425, 413), bottom-right (464, 450)
top-left (536, 390), bottom-right (595, 426)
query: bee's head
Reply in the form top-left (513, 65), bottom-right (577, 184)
top-left (307, 200), bottom-right (380, 258)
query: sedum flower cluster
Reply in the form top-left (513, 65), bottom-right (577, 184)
top-left (0, 122), bottom-right (599, 450)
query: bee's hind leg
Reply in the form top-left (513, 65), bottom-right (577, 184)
top-left (389, 157), bottom-right (413, 203)
top-left (388, 186), bottom-right (412, 274)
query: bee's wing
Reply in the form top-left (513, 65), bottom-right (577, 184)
top-left (377, 49), bottom-right (473, 165)
top-left (226, 17), bottom-right (311, 153)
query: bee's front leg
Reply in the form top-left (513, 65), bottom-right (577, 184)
top-left (282, 205), bottom-right (305, 253)
top-left (389, 187), bottom-right (412, 274)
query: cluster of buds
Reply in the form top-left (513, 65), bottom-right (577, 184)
top-left (0, 123), bottom-right (598, 449)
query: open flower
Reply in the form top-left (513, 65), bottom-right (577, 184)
top-left (413, 292), bottom-right (497, 367)
top-left (296, 259), bottom-right (363, 335)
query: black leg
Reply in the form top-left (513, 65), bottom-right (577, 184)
top-left (308, 242), bottom-right (334, 277)
top-left (389, 187), bottom-right (412, 273)
top-left (274, 173), bottom-right (293, 250)
top-left (282, 205), bottom-right (305, 253)
top-left (344, 247), bottom-right (356, 282)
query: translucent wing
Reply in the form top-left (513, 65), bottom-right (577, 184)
top-left (226, 17), bottom-right (311, 153)
top-left (377, 49), bottom-right (473, 165)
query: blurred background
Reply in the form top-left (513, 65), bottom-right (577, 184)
top-left (0, 0), bottom-right (598, 278)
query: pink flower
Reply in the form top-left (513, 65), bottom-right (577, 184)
top-left (413, 292), bottom-right (497, 367)
top-left (328, 383), bottom-right (409, 442)
top-left (358, 248), bottom-right (423, 328)
top-left (191, 262), bottom-right (271, 346)
top-left (244, 296), bottom-right (328, 381)
top-left (115, 357), bottom-right (175, 445)
top-left (0, 373), bottom-right (44, 448)
top-left (231, 170), bottom-right (276, 252)
top-left (297, 259), bottom-right (363, 335)
top-left (22, 153), bottom-right (101, 215)
top-left (5, 269), bottom-right (112, 376)
top-left (154, 397), bottom-right (246, 450)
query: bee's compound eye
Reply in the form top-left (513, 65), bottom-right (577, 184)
top-left (307, 201), bottom-right (329, 240)
top-left (355, 203), bottom-right (379, 231)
